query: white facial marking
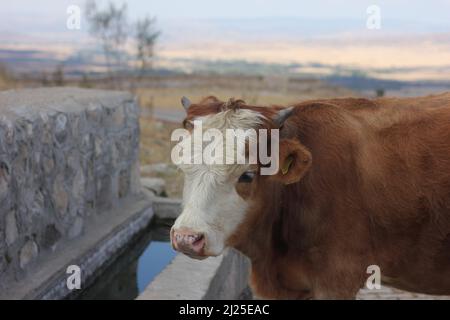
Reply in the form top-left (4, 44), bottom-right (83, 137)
top-left (173, 109), bottom-right (265, 256)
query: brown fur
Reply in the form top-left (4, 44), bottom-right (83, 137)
top-left (185, 93), bottom-right (450, 299)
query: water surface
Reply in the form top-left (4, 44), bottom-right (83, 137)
top-left (76, 218), bottom-right (177, 300)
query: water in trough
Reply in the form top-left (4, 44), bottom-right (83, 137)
top-left (75, 218), bottom-right (177, 300)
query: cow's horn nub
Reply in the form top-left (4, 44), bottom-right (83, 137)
top-left (273, 106), bottom-right (295, 128)
top-left (181, 96), bottom-right (191, 111)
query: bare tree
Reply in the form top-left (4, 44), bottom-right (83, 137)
top-left (85, 0), bottom-right (129, 85)
top-left (136, 16), bottom-right (160, 78)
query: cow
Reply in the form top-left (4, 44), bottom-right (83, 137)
top-left (170, 93), bottom-right (450, 299)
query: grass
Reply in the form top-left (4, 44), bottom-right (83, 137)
top-left (135, 74), bottom-right (355, 110)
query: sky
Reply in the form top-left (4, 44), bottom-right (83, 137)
top-left (0, 0), bottom-right (449, 43)
top-left (1, 0), bottom-right (449, 50)
top-left (2, 0), bottom-right (450, 23)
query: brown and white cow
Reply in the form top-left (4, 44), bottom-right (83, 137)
top-left (170, 93), bottom-right (450, 299)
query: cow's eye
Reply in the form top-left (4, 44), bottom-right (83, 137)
top-left (183, 120), bottom-right (194, 130)
top-left (238, 171), bottom-right (255, 183)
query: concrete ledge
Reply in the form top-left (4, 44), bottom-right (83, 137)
top-left (137, 249), bottom-right (250, 300)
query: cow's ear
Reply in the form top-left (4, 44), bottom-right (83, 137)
top-left (272, 139), bottom-right (312, 185)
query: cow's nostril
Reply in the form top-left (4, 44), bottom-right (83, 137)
top-left (192, 234), bottom-right (204, 245)
top-left (191, 234), bottom-right (205, 251)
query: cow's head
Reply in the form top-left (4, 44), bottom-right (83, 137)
top-left (170, 96), bottom-right (312, 259)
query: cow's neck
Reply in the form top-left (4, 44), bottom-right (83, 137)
top-left (229, 181), bottom-right (310, 262)
top-left (227, 180), bottom-right (320, 298)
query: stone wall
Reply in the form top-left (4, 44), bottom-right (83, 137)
top-left (0, 88), bottom-right (142, 291)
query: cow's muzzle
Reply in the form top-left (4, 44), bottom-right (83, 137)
top-left (170, 228), bottom-right (207, 259)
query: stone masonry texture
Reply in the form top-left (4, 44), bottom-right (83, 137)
top-left (0, 88), bottom-right (142, 290)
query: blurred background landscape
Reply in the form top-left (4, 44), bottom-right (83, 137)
top-left (1, 0), bottom-right (450, 197)
top-left (1, 1), bottom-right (450, 300)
